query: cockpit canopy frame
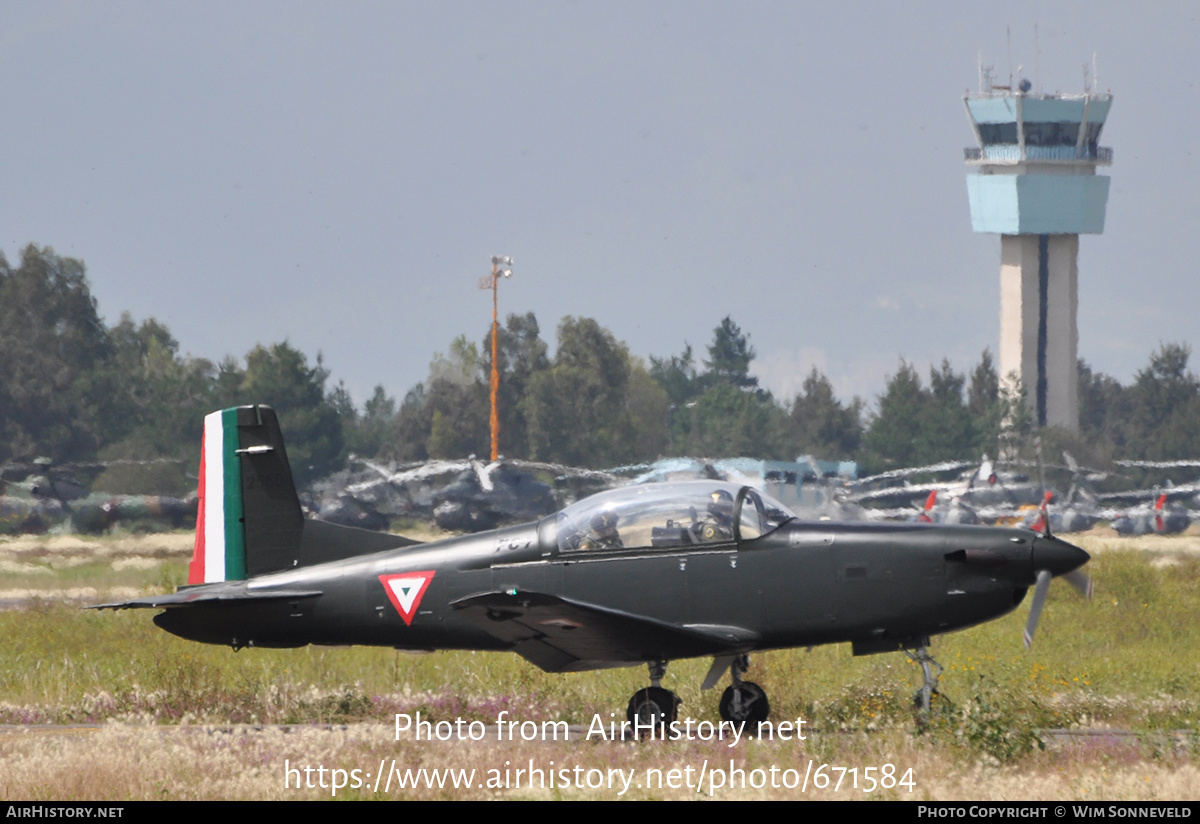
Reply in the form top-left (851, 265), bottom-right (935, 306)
top-left (549, 481), bottom-right (795, 555)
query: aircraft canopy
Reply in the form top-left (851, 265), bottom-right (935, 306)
top-left (554, 481), bottom-right (794, 553)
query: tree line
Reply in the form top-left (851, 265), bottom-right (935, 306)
top-left (4, 244), bottom-right (1199, 492)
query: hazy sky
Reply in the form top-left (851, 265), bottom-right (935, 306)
top-left (2, 2), bottom-right (1197, 410)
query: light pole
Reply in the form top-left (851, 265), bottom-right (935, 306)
top-left (481, 255), bottom-right (513, 462)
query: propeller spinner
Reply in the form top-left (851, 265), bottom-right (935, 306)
top-left (1023, 532), bottom-right (1092, 648)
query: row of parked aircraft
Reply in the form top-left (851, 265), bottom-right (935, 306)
top-left (6, 442), bottom-right (1196, 539)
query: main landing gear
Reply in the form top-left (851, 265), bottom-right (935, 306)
top-left (625, 654), bottom-right (773, 738)
top-left (717, 654), bottom-right (770, 725)
top-left (626, 660), bottom-right (680, 736)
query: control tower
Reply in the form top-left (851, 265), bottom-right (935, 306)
top-left (964, 78), bottom-right (1112, 430)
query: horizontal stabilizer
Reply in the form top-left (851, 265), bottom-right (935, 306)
top-left (450, 590), bottom-right (756, 673)
top-left (298, 518), bottom-right (420, 564)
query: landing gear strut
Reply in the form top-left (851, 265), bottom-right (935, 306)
top-left (626, 660), bottom-right (680, 737)
top-left (909, 639), bottom-right (944, 720)
top-left (718, 654), bottom-right (770, 725)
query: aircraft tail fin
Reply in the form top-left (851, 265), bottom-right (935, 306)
top-left (918, 490), bottom-right (937, 522)
top-left (1030, 490), bottom-right (1053, 535)
top-left (188, 405), bottom-right (420, 586)
top-left (189, 406), bottom-right (304, 584)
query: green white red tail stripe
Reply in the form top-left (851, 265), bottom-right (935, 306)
top-left (188, 409), bottom-right (247, 584)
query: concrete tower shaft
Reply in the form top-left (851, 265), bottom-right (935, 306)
top-left (999, 234), bottom-right (1078, 429)
top-left (964, 87), bottom-right (1112, 431)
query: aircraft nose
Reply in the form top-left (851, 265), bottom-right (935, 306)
top-left (1031, 534), bottom-right (1090, 577)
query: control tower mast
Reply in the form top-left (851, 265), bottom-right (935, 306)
top-left (964, 73), bottom-right (1112, 430)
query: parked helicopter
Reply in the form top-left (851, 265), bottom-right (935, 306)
top-left (872, 458), bottom-right (1052, 509)
top-left (99, 406), bottom-right (1091, 730)
top-left (1100, 461), bottom-right (1198, 536)
top-left (307, 454), bottom-right (612, 534)
top-left (1109, 493), bottom-right (1191, 537)
top-left (1, 459), bottom-right (196, 535)
top-left (915, 489), bottom-right (980, 525)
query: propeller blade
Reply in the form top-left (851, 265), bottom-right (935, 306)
top-left (1063, 569), bottom-right (1094, 599)
top-left (1023, 569), bottom-right (1052, 649)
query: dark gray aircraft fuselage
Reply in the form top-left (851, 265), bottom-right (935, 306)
top-left (103, 405), bottom-right (1090, 726)
top-left (154, 516), bottom-right (1085, 666)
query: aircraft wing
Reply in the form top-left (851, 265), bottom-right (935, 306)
top-left (92, 585), bottom-right (322, 610)
top-left (450, 590), bottom-right (758, 673)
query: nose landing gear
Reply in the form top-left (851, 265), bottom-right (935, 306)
top-left (908, 640), bottom-right (946, 723)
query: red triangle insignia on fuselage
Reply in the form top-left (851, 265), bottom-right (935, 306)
top-left (379, 571), bottom-right (436, 626)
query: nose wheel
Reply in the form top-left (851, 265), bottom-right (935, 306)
top-left (717, 654), bottom-right (771, 725)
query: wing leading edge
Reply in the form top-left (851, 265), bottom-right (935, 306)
top-left (92, 584), bottom-right (322, 610)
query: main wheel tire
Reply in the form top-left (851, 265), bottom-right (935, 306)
top-left (719, 681), bottom-right (770, 725)
top-left (626, 687), bottom-right (679, 738)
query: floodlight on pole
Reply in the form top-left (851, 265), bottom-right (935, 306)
top-left (481, 256), bottom-right (514, 462)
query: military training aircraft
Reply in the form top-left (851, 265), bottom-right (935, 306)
top-left (100, 405), bottom-right (1092, 730)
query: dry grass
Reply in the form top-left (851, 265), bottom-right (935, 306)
top-left (1, 724), bottom-right (1196, 800)
top-left (0, 532), bottom-right (190, 603)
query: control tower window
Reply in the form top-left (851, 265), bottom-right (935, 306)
top-left (976, 120), bottom-right (1105, 155)
top-left (977, 122), bottom-right (1018, 145)
top-left (1023, 122), bottom-right (1080, 147)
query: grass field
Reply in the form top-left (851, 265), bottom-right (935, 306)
top-left (1, 528), bottom-right (1197, 800)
